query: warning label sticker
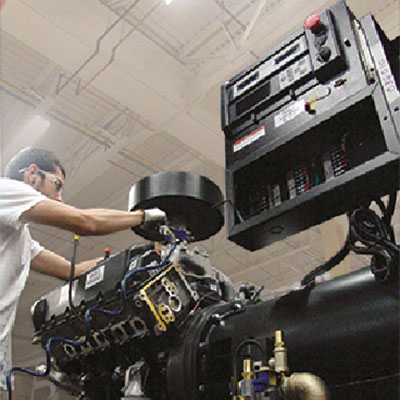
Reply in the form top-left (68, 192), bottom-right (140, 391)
top-left (233, 126), bottom-right (266, 153)
top-left (85, 264), bottom-right (105, 289)
top-left (274, 100), bottom-right (305, 128)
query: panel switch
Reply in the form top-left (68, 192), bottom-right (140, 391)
top-left (305, 14), bottom-right (321, 31)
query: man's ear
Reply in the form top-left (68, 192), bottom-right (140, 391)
top-left (26, 164), bottom-right (39, 185)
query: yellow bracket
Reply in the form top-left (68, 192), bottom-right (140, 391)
top-left (158, 303), bottom-right (175, 324)
top-left (139, 264), bottom-right (193, 333)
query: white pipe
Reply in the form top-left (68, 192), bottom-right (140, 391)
top-left (283, 373), bottom-right (329, 400)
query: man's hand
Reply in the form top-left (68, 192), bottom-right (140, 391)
top-left (142, 207), bottom-right (167, 226)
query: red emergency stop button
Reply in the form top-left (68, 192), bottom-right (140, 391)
top-left (305, 14), bottom-right (321, 30)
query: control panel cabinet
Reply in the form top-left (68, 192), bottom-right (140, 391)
top-left (222, 0), bottom-right (400, 251)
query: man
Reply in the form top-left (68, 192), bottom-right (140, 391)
top-left (0, 147), bottom-right (166, 392)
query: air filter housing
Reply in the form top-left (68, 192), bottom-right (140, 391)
top-left (129, 171), bottom-right (224, 242)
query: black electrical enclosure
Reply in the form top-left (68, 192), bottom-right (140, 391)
top-left (222, 0), bottom-right (400, 250)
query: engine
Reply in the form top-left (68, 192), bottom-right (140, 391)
top-left (22, 0), bottom-right (400, 398)
top-left (31, 241), bottom-right (236, 399)
top-left (30, 256), bottom-right (400, 399)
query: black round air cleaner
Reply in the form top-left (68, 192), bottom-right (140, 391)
top-left (128, 171), bottom-right (224, 242)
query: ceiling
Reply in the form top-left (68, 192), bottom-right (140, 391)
top-left (0, 0), bottom-right (399, 371)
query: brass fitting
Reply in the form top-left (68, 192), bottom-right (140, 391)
top-left (274, 330), bottom-right (288, 375)
top-left (275, 330), bottom-right (284, 348)
top-left (242, 359), bottom-right (255, 380)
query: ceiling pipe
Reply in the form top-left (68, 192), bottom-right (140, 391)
top-left (221, 21), bottom-right (240, 50)
top-left (239, 0), bottom-right (268, 46)
top-left (56, 0), bottom-right (141, 95)
top-left (100, 0), bottom-right (185, 65)
top-left (76, 0), bottom-right (162, 95)
top-left (214, 0), bottom-right (259, 59)
top-left (214, 0), bottom-right (247, 31)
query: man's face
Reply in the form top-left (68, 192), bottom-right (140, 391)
top-left (25, 164), bottom-right (65, 202)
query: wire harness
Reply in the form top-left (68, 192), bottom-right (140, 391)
top-left (301, 193), bottom-right (399, 286)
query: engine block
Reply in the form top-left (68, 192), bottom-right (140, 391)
top-left (31, 243), bottom-right (233, 394)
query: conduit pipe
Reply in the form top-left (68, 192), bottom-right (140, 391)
top-left (214, 0), bottom-right (259, 60)
top-left (56, 0), bottom-right (140, 95)
top-left (76, 0), bottom-right (162, 95)
top-left (214, 0), bottom-right (246, 30)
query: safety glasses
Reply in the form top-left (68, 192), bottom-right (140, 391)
top-left (19, 167), bottom-right (63, 193)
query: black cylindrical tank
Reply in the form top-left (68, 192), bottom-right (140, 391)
top-left (166, 267), bottom-right (399, 400)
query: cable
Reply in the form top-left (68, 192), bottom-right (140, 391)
top-left (81, 229), bottom-right (177, 336)
top-left (330, 372), bottom-right (400, 389)
top-left (232, 339), bottom-right (265, 396)
top-left (301, 193), bottom-right (399, 286)
top-left (83, 239), bottom-right (176, 334)
top-left (348, 200), bottom-right (400, 282)
top-left (252, 285), bottom-right (264, 301)
top-left (386, 192), bottom-right (397, 222)
top-left (213, 199), bottom-right (244, 223)
top-left (56, 0), bottom-right (141, 94)
top-left (179, 291), bottom-right (219, 329)
top-left (7, 231), bottom-right (177, 400)
top-left (301, 234), bottom-right (351, 286)
top-left (68, 234), bottom-right (83, 322)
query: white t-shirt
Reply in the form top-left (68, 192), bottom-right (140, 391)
top-left (0, 178), bottom-right (46, 390)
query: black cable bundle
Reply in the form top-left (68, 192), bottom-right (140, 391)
top-left (349, 193), bottom-right (399, 282)
top-left (302, 193), bottom-right (399, 286)
top-left (301, 238), bottom-right (350, 286)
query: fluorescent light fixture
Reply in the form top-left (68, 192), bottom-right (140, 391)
top-left (19, 115), bottom-right (50, 137)
top-left (164, 0), bottom-right (174, 4)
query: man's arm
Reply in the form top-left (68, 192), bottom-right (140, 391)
top-left (21, 199), bottom-right (146, 236)
top-left (31, 248), bottom-right (102, 280)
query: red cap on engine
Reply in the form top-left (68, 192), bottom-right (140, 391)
top-left (305, 14), bottom-right (321, 30)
